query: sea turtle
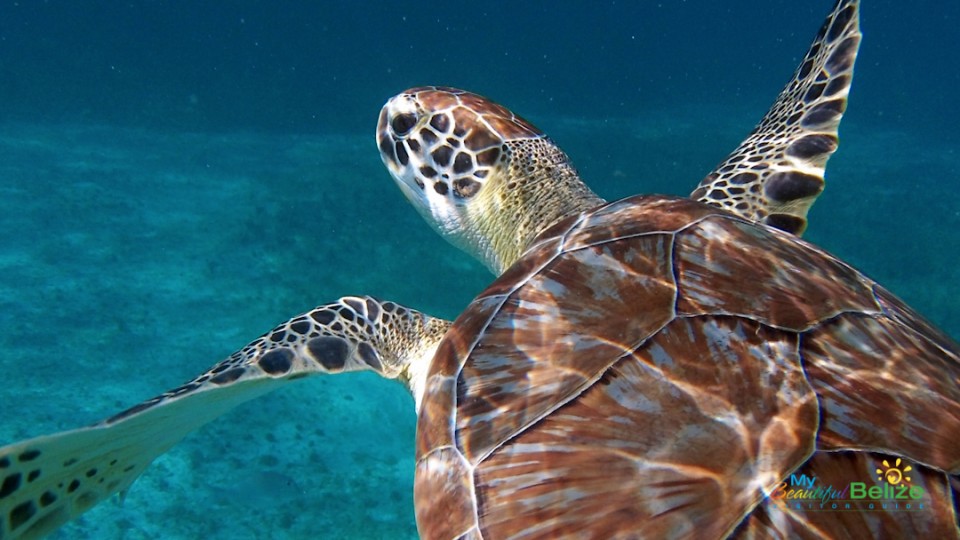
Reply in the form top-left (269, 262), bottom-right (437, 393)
top-left (1, 0), bottom-right (958, 538)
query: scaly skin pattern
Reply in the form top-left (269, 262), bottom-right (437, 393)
top-left (690, 0), bottom-right (861, 235)
top-left (0, 297), bottom-right (450, 539)
top-left (377, 1), bottom-right (860, 274)
top-left (377, 86), bottom-right (603, 273)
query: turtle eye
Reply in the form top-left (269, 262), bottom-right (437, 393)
top-left (391, 113), bottom-right (417, 137)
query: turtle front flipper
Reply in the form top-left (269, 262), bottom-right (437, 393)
top-left (691, 0), bottom-right (861, 236)
top-left (0, 296), bottom-right (449, 540)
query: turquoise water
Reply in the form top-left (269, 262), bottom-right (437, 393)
top-left (1, 1), bottom-right (958, 538)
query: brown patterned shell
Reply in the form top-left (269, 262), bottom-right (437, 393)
top-left (414, 195), bottom-right (960, 539)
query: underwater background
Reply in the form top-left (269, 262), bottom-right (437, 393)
top-left (1, 1), bottom-right (957, 538)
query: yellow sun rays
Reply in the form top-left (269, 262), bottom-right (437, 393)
top-left (876, 457), bottom-right (913, 485)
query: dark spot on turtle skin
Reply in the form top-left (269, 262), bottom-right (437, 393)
top-left (365, 299), bottom-right (380, 321)
top-left (786, 134), bottom-right (838, 160)
top-left (18, 450), bottom-right (40, 463)
top-left (27, 470), bottom-right (39, 482)
top-left (64, 458), bottom-right (78, 467)
top-left (825, 74), bottom-right (850, 97)
top-left (430, 113), bottom-right (450, 133)
top-left (338, 307), bottom-right (355, 322)
top-left (407, 139), bottom-right (420, 154)
top-left (269, 330), bottom-right (286, 343)
top-left (259, 349), bottom-right (294, 376)
top-left (343, 297), bottom-right (365, 313)
top-left (9, 500), bottom-right (36, 530)
top-left (802, 99), bottom-right (845, 128)
top-left (420, 165), bottom-right (438, 178)
top-left (827, 5), bottom-right (855, 43)
top-left (446, 137), bottom-right (461, 148)
top-left (308, 336), bottom-right (350, 371)
top-left (67, 479), bottom-right (80, 493)
top-left (395, 141), bottom-right (409, 166)
top-left (798, 58), bottom-right (814, 80)
top-left (289, 320), bottom-right (311, 335)
top-left (0, 456), bottom-right (9, 469)
top-left (210, 367), bottom-right (245, 385)
top-left (1, 473), bottom-right (21, 499)
top-left (74, 489), bottom-right (95, 506)
top-left (476, 147), bottom-right (501, 167)
top-left (765, 171), bottom-right (824, 202)
top-left (728, 172), bottom-right (758, 185)
top-left (39, 491), bottom-right (57, 507)
top-left (453, 152), bottom-right (473, 174)
top-left (85, 468), bottom-right (97, 478)
top-left (826, 36), bottom-right (858, 73)
top-left (453, 178), bottom-right (482, 198)
top-left (391, 112), bottom-right (416, 136)
top-left (434, 182), bottom-right (449, 195)
top-left (463, 126), bottom-right (501, 151)
top-left (804, 82), bottom-right (826, 102)
top-left (766, 213), bottom-right (807, 235)
top-left (473, 170), bottom-right (488, 179)
top-left (378, 134), bottom-right (395, 164)
top-left (420, 129), bottom-right (438, 145)
top-left (431, 145), bottom-right (453, 168)
top-left (311, 309), bottom-right (336, 325)
top-left (357, 342), bottom-right (382, 371)
top-left (382, 301), bottom-right (396, 312)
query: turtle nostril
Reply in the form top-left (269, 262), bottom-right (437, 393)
top-left (391, 113), bottom-right (417, 137)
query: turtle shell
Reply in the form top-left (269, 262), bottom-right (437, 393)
top-left (414, 195), bottom-right (960, 539)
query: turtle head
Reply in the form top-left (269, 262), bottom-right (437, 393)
top-left (377, 86), bottom-right (602, 273)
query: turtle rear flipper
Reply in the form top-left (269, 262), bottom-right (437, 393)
top-left (0, 297), bottom-right (448, 539)
top-left (692, 0), bottom-right (861, 235)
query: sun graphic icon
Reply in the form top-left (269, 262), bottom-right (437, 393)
top-left (876, 458), bottom-right (913, 485)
